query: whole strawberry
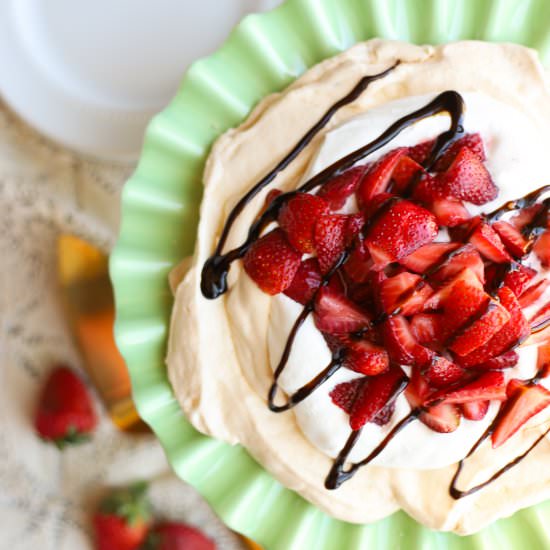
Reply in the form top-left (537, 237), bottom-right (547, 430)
top-left (34, 365), bottom-right (97, 448)
top-left (243, 228), bottom-right (301, 295)
top-left (143, 522), bottom-right (216, 550)
top-left (94, 482), bottom-right (152, 550)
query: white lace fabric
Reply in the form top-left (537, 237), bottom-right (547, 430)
top-left (0, 101), bottom-right (244, 550)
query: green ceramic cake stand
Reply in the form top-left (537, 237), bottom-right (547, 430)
top-left (111, 0), bottom-right (550, 547)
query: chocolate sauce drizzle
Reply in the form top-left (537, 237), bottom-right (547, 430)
top-left (484, 185), bottom-right (550, 222)
top-left (326, 363), bottom-right (550, 493)
top-left (199, 66), bottom-right (550, 495)
top-left (200, 63), bottom-right (398, 299)
top-left (268, 251), bottom-right (350, 411)
top-left (450, 364), bottom-right (550, 499)
top-left (325, 392), bottom-right (415, 490)
top-left (532, 316), bottom-right (550, 334)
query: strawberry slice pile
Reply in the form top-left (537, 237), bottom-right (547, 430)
top-left (242, 132), bottom-right (550, 445)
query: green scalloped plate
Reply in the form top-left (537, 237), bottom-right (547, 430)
top-left (111, 0), bottom-right (550, 548)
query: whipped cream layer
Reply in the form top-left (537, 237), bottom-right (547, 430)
top-left (268, 92), bottom-right (550, 469)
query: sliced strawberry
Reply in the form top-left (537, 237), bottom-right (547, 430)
top-left (423, 354), bottom-right (466, 388)
top-left (405, 371), bottom-right (461, 433)
top-left (332, 378), bottom-right (401, 425)
top-left (391, 156), bottom-right (424, 194)
top-left (469, 222), bottom-right (512, 263)
top-left (437, 146), bottom-right (497, 205)
top-left (458, 286), bottom-right (531, 367)
top-left (243, 228), bottom-right (301, 295)
top-left (492, 220), bottom-right (529, 258)
top-left (342, 338), bottom-right (389, 376)
top-left (317, 165), bottom-right (367, 210)
top-left (314, 214), bottom-right (363, 273)
top-left (372, 401), bottom-right (396, 426)
top-left (326, 271), bottom-right (346, 295)
top-left (434, 133), bottom-right (486, 172)
top-left (472, 350), bottom-right (519, 371)
top-left (429, 244), bottom-right (485, 285)
top-left (410, 313), bottom-right (444, 346)
top-left (314, 287), bottom-right (371, 334)
top-left (346, 213), bottom-right (366, 243)
top-left (431, 371), bottom-right (506, 404)
top-left (379, 272), bottom-right (433, 316)
top-left (440, 277), bottom-right (487, 318)
top-left (506, 378), bottom-right (528, 398)
top-left (441, 278), bottom-right (489, 340)
top-left (344, 238), bottom-right (372, 283)
top-left (345, 269), bottom-right (388, 313)
top-left (448, 299), bottom-right (511, 357)
top-left (408, 132), bottom-right (484, 174)
top-left (519, 279), bottom-right (550, 308)
top-left (365, 199), bottom-right (438, 268)
top-left (349, 366), bottom-right (407, 430)
top-left (412, 174), bottom-right (445, 203)
top-left (278, 193), bottom-right (329, 253)
top-left (424, 267), bottom-right (485, 310)
top-left (314, 214), bottom-right (347, 273)
top-left (537, 345), bottom-right (550, 371)
top-left (410, 158), bottom-right (482, 212)
top-left (500, 264), bottom-right (537, 298)
top-left (400, 243), bottom-right (459, 274)
top-left (357, 148), bottom-right (408, 207)
top-left (430, 198), bottom-right (471, 227)
top-left (362, 192), bottom-right (396, 218)
top-left (284, 258), bottom-right (322, 304)
top-left (407, 139), bottom-right (435, 165)
top-left (533, 230), bottom-right (550, 267)
top-left (461, 400), bottom-right (490, 421)
top-left (510, 204), bottom-right (544, 231)
top-left (342, 269), bottom-right (383, 312)
top-left (421, 402), bottom-right (462, 432)
top-left (382, 315), bottom-right (432, 366)
top-left (330, 378), bottom-right (363, 414)
top-left (447, 218), bottom-right (479, 243)
top-left (491, 381), bottom-right (550, 448)
top-left (364, 246), bottom-right (392, 270)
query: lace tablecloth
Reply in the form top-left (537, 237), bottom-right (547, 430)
top-left (0, 101), bottom-right (245, 550)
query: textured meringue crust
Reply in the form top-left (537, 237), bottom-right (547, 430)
top-left (167, 40), bottom-right (550, 534)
